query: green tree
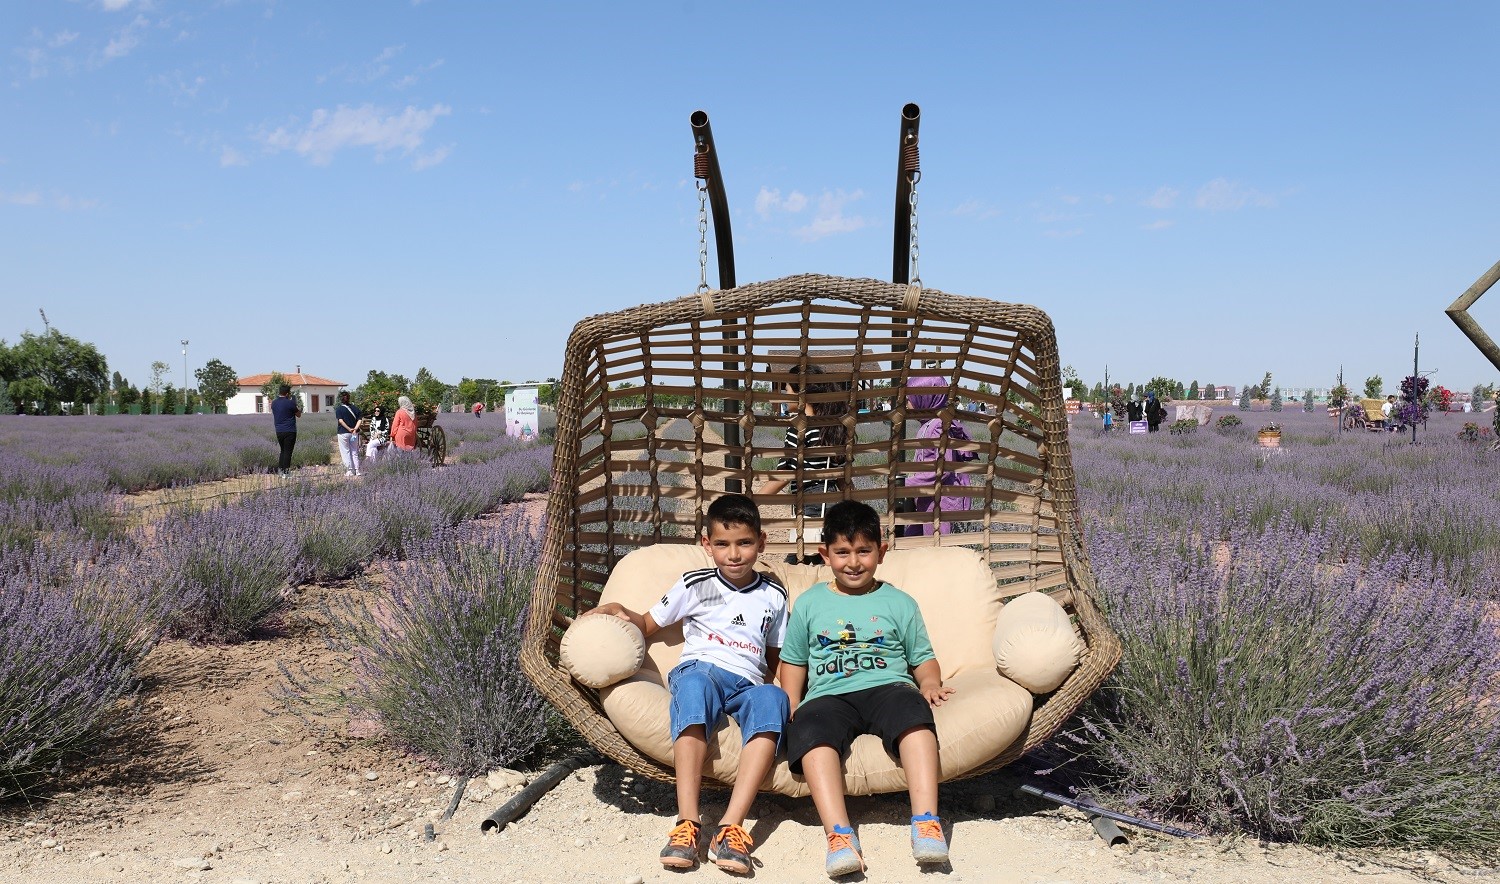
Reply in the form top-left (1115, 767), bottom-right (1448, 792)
top-left (1303, 389), bottom-right (1315, 412)
top-left (1363, 375), bottom-right (1383, 399)
top-left (1204, 382), bottom-right (1217, 400)
top-left (1187, 380), bottom-right (1200, 400)
top-left (183, 388), bottom-right (200, 413)
top-left (160, 384), bottom-right (180, 415)
top-left (1258, 371), bottom-right (1273, 399)
top-left (1269, 387), bottom-right (1283, 412)
top-left (352, 370), bottom-right (408, 412)
top-left (195, 358), bottom-right (239, 413)
top-left (260, 371), bottom-right (290, 402)
top-left (538, 377), bottom-right (560, 407)
top-left (1330, 380), bottom-right (1351, 405)
top-left (149, 361), bottom-right (170, 400)
top-left (0, 379), bottom-right (11, 414)
top-left (412, 367), bottom-right (447, 407)
top-left (1238, 388), bottom-right (1251, 411)
top-left (1144, 376), bottom-right (1178, 401)
top-left (139, 388), bottom-right (154, 414)
top-left (5, 328), bottom-right (109, 413)
top-left (118, 383), bottom-right (140, 408)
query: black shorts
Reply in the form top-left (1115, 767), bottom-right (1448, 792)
top-left (786, 682), bottom-right (936, 775)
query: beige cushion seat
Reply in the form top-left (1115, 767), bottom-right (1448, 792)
top-left (572, 543), bottom-right (1078, 798)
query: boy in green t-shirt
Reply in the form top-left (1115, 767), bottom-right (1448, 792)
top-left (779, 500), bottom-right (954, 878)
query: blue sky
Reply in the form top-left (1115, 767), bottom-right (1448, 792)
top-left (4, 1), bottom-right (1500, 395)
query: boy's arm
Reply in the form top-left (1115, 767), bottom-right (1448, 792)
top-left (911, 658), bottom-right (954, 707)
top-left (778, 661), bottom-right (808, 717)
top-left (765, 646), bottom-right (781, 675)
top-left (581, 602), bottom-right (661, 641)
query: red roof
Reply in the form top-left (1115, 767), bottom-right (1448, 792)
top-left (237, 372), bottom-right (345, 388)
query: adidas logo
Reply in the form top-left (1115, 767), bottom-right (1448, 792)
top-left (731, 614), bottom-right (746, 626)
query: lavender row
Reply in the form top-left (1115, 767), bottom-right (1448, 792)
top-left (1068, 409), bottom-right (1500, 850)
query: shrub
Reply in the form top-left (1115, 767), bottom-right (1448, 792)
top-left (155, 502), bottom-right (302, 641)
top-left (1168, 419), bottom-right (1198, 435)
top-left (1215, 414), bottom-right (1243, 430)
top-left (1076, 519), bottom-right (1500, 851)
top-left (0, 540), bottom-right (164, 798)
top-left (327, 516), bottom-right (550, 774)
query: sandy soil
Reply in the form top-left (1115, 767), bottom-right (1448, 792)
top-left (1, 496), bottom-right (1494, 883)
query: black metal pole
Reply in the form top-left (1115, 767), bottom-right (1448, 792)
top-left (892, 103), bottom-right (921, 285)
top-left (690, 111), bottom-right (742, 491)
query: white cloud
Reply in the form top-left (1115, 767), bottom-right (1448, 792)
top-left (1042, 228), bottom-right (1083, 239)
top-left (220, 145), bottom-right (247, 167)
top-left (1, 189), bottom-right (98, 210)
top-left (755, 186), bottom-right (809, 218)
top-left (1194, 177), bottom-right (1277, 211)
top-left (794, 189), bottom-right (867, 242)
top-left (102, 15), bottom-right (148, 60)
top-left (100, 0), bottom-right (136, 10)
top-left (260, 103), bottom-right (452, 166)
top-left (1143, 186), bottom-right (1179, 209)
top-left (1141, 219), bottom-right (1175, 231)
top-left (49, 31), bottom-right (79, 48)
top-left (411, 145), bottom-right (451, 171)
top-left (952, 199), bottom-right (999, 220)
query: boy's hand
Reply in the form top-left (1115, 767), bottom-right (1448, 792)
top-left (582, 602), bottom-right (628, 621)
top-left (919, 683), bottom-right (955, 707)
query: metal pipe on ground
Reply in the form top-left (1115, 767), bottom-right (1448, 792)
top-left (480, 752), bottom-right (602, 833)
top-left (1018, 783), bottom-right (1199, 840)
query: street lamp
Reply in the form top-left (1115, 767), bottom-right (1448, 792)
top-left (181, 340), bottom-right (189, 412)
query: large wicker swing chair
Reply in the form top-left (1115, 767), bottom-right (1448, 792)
top-left (520, 273), bottom-right (1121, 797)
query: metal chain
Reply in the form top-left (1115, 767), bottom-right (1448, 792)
top-left (908, 169), bottom-right (922, 288)
top-left (696, 180), bottom-right (710, 293)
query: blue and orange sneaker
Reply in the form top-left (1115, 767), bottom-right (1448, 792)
top-left (910, 812), bottom-right (949, 864)
top-left (824, 824), bottom-right (864, 877)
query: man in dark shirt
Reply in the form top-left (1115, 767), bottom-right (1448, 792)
top-left (270, 384), bottom-right (302, 474)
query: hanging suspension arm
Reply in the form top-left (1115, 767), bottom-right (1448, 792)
top-left (892, 103), bottom-right (921, 285)
top-left (690, 111), bottom-right (743, 490)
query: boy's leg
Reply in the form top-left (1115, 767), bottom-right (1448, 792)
top-left (803, 747), bottom-right (864, 877)
top-left (661, 661), bottom-right (732, 869)
top-left (895, 725), bottom-right (948, 864)
top-left (895, 725), bottom-right (940, 816)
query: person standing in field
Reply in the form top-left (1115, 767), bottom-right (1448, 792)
top-left (271, 384), bottom-right (301, 475)
top-left (391, 395), bottom-right (418, 451)
top-left (1145, 392), bottom-right (1165, 433)
top-left (335, 391), bottom-right (362, 477)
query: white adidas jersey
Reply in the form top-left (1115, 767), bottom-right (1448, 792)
top-left (650, 568), bottom-right (789, 684)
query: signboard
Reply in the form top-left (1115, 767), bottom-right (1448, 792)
top-left (1065, 400), bottom-right (1082, 415)
top-left (505, 385), bottom-right (541, 441)
top-left (1128, 420), bottom-right (1148, 435)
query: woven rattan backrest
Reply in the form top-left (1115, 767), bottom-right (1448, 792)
top-left (535, 274), bottom-right (1089, 645)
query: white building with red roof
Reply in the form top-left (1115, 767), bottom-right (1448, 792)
top-left (227, 368), bottom-right (347, 416)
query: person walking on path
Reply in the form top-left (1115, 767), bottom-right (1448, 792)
top-left (335, 391), bottom-right (362, 477)
top-left (271, 384), bottom-right (302, 474)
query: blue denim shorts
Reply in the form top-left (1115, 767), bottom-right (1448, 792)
top-left (667, 659), bottom-right (789, 749)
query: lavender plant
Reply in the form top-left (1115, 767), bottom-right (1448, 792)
top-left (0, 540), bottom-right (164, 798)
top-left (326, 516), bottom-right (551, 774)
top-left (154, 501), bottom-right (302, 641)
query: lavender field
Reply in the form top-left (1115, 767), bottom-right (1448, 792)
top-left (0, 412), bottom-right (553, 800)
top-left (2, 407), bottom-right (1497, 855)
top-left (1069, 407), bottom-right (1500, 852)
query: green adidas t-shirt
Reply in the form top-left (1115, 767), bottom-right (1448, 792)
top-left (780, 581), bottom-right (936, 704)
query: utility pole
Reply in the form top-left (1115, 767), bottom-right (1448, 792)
top-left (181, 340), bottom-right (190, 412)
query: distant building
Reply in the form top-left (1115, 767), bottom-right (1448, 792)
top-left (1204, 384), bottom-right (1235, 401)
top-left (228, 369), bottom-right (346, 416)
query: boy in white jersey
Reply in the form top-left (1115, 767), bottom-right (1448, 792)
top-left (584, 493), bottom-right (789, 875)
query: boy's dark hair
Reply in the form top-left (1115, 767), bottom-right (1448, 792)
top-left (705, 493), bottom-right (762, 535)
top-left (278, 384), bottom-right (291, 396)
top-left (821, 500), bottom-right (882, 545)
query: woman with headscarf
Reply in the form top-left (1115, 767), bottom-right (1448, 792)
top-left (1145, 391), bottom-right (1165, 432)
top-left (391, 395), bottom-right (419, 451)
top-left (906, 375), bottom-right (977, 535)
top-left (364, 403), bottom-right (392, 465)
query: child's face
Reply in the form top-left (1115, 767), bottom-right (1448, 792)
top-left (819, 532), bottom-right (887, 595)
top-left (700, 521), bottom-right (766, 588)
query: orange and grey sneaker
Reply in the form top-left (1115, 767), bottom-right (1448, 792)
top-left (824, 824), bottom-right (864, 878)
top-left (910, 812), bottom-right (949, 864)
top-left (659, 818), bottom-right (703, 869)
top-left (708, 822), bottom-right (754, 874)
